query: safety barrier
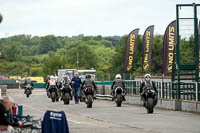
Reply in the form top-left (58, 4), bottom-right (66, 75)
top-left (33, 82), bottom-right (46, 88)
top-left (96, 80), bottom-right (200, 101)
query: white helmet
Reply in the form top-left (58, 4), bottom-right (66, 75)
top-left (50, 75), bottom-right (54, 79)
top-left (115, 74), bottom-right (121, 79)
top-left (144, 73), bottom-right (151, 81)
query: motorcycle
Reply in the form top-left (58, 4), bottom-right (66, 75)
top-left (25, 84), bottom-right (32, 98)
top-left (114, 86), bottom-right (125, 107)
top-left (61, 84), bottom-right (72, 105)
top-left (84, 87), bottom-right (94, 108)
top-left (142, 86), bottom-right (157, 113)
top-left (49, 85), bottom-right (59, 102)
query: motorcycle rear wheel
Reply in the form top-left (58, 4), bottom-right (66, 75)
top-left (116, 94), bottom-right (122, 107)
top-left (87, 95), bottom-right (93, 108)
top-left (147, 98), bottom-right (154, 113)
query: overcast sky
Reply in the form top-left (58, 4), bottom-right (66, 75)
top-left (0, 0), bottom-right (199, 38)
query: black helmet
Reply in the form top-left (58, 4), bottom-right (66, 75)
top-left (85, 74), bottom-right (91, 78)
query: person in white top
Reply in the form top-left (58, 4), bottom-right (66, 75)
top-left (49, 76), bottom-right (56, 86)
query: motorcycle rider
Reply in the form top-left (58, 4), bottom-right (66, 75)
top-left (61, 73), bottom-right (73, 100)
top-left (139, 73), bottom-right (158, 107)
top-left (82, 74), bottom-right (97, 99)
top-left (111, 74), bottom-right (126, 101)
top-left (49, 76), bottom-right (59, 98)
top-left (24, 77), bottom-right (33, 94)
top-left (62, 73), bottom-right (71, 85)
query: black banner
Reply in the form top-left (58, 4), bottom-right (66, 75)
top-left (163, 20), bottom-right (176, 74)
top-left (198, 20), bottom-right (200, 71)
top-left (142, 25), bottom-right (154, 72)
top-left (124, 29), bottom-right (139, 72)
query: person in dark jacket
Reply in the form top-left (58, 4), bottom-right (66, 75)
top-left (139, 73), bottom-right (158, 107)
top-left (111, 74), bottom-right (126, 101)
top-left (24, 78), bottom-right (33, 94)
top-left (24, 78), bottom-right (33, 87)
top-left (42, 110), bottom-right (69, 133)
top-left (0, 96), bottom-right (22, 132)
top-left (82, 74), bottom-right (97, 99)
top-left (71, 72), bottom-right (82, 104)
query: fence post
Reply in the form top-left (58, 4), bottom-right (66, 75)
top-left (196, 82), bottom-right (198, 101)
top-left (161, 80), bottom-right (163, 99)
top-left (161, 74), bottom-right (165, 99)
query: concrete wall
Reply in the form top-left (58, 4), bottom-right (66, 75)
top-left (124, 95), bottom-right (200, 113)
top-left (96, 85), bottom-right (111, 95)
top-left (181, 100), bottom-right (200, 112)
top-left (97, 84), bottom-right (200, 113)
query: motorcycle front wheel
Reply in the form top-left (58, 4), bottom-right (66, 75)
top-left (63, 93), bottom-right (70, 105)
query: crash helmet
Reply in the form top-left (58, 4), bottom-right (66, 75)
top-left (144, 73), bottom-right (151, 81)
top-left (85, 74), bottom-right (91, 79)
top-left (115, 74), bottom-right (121, 79)
top-left (50, 75), bottom-right (54, 79)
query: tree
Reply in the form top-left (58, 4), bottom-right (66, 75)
top-left (110, 35), bottom-right (127, 75)
top-left (66, 43), bottom-right (97, 69)
top-left (42, 52), bottom-right (67, 75)
top-left (38, 35), bottom-right (64, 54)
top-left (0, 60), bottom-right (29, 75)
top-left (93, 45), bottom-right (115, 72)
top-left (1, 43), bottom-right (22, 62)
top-left (30, 66), bottom-right (44, 76)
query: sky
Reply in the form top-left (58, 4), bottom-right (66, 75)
top-left (0, 0), bottom-right (200, 38)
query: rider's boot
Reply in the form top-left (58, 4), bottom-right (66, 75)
top-left (123, 96), bottom-right (126, 101)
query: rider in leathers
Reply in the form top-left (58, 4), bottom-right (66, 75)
top-left (49, 76), bottom-right (59, 98)
top-left (139, 74), bottom-right (158, 107)
top-left (111, 74), bottom-right (126, 101)
top-left (61, 74), bottom-right (73, 100)
top-left (24, 78), bottom-right (33, 94)
top-left (82, 74), bottom-right (97, 99)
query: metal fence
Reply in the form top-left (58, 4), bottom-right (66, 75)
top-left (127, 81), bottom-right (199, 101)
top-left (96, 80), bottom-right (200, 101)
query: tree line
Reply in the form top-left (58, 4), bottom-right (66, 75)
top-left (0, 34), bottom-right (194, 80)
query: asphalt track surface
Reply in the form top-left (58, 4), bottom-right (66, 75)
top-left (8, 89), bottom-right (200, 133)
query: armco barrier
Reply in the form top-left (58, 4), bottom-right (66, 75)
top-left (33, 82), bottom-right (46, 88)
top-left (95, 81), bottom-right (112, 95)
top-left (0, 82), bottom-right (46, 89)
top-left (0, 79), bottom-right (16, 84)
